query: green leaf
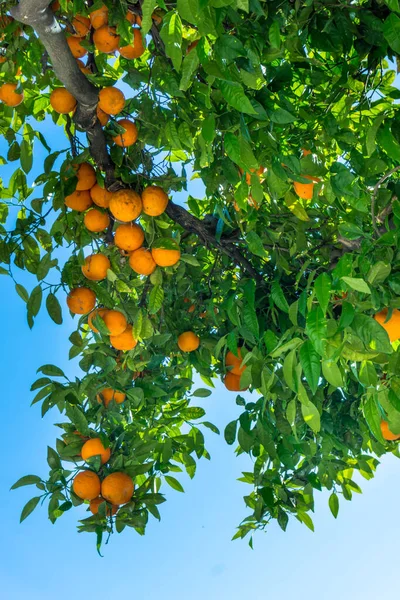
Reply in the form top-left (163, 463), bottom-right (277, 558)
top-left (160, 12), bottom-right (183, 71)
top-left (20, 496), bottom-right (41, 523)
top-left (149, 285), bottom-right (164, 314)
top-left (298, 382), bottom-right (321, 433)
top-left (164, 475), bottom-right (184, 492)
top-left (47, 446), bottom-right (61, 469)
top-left (341, 277), bottom-right (371, 294)
top-left (383, 13), bottom-right (400, 53)
top-left (271, 281), bottom-right (289, 312)
top-left (269, 20), bottom-right (281, 48)
top-left (15, 283), bottom-right (29, 303)
top-left (352, 314), bottom-right (392, 354)
top-left (217, 80), bottom-right (256, 115)
top-left (270, 108), bottom-right (296, 124)
top-left (180, 47), bottom-right (199, 91)
top-left (306, 307), bottom-right (327, 356)
top-left (141, 0), bottom-right (158, 34)
top-left (299, 341), bottom-right (321, 395)
top-left (363, 394), bottom-right (385, 443)
top-left (65, 405), bottom-right (90, 436)
top-left (11, 475), bottom-right (42, 490)
top-left (367, 262), bottom-right (391, 286)
top-left (46, 293), bottom-right (62, 325)
top-left (322, 360), bottom-right (343, 388)
top-left (38, 364), bottom-right (65, 377)
top-left (366, 115), bottom-right (385, 157)
top-left (329, 492), bottom-right (339, 518)
top-left (192, 388), bottom-right (212, 397)
top-left (297, 511), bottom-right (314, 532)
top-left (277, 508), bottom-right (288, 531)
top-left (27, 285), bottom-right (42, 327)
top-left (314, 272), bottom-right (331, 315)
top-left (284, 191), bottom-right (309, 221)
top-left (283, 349), bottom-right (297, 393)
top-left (246, 231), bottom-right (266, 258)
top-left (20, 139), bottom-right (33, 174)
top-left (224, 420), bottom-right (238, 445)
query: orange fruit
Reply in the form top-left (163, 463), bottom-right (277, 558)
top-left (71, 15), bottom-right (90, 37)
top-left (98, 86), bottom-right (125, 116)
top-left (76, 58), bottom-right (91, 75)
top-left (101, 472), bottom-right (134, 505)
top-left (89, 496), bottom-right (118, 516)
top-left (112, 118), bottom-right (138, 147)
top-left (293, 176), bottom-right (315, 200)
top-left (129, 248), bottom-right (156, 275)
top-left (84, 208), bottom-right (110, 232)
top-left (119, 28), bottom-right (145, 59)
top-left (0, 83), bottom-right (24, 107)
top-left (65, 190), bottom-right (93, 211)
top-left (97, 106), bottom-right (109, 126)
top-left (110, 325), bottom-right (137, 351)
top-left (89, 5), bottom-right (108, 30)
top-left (82, 253), bottom-right (111, 281)
top-left (151, 247), bottom-right (180, 267)
top-left (380, 420), bottom-right (400, 441)
top-left (88, 308), bottom-right (108, 333)
top-left (125, 11), bottom-right (141, 25)
top-left (302, 148), bottom-right (312, 156)
top-left (73, 470), bottom-right (101, 500)
top-left (188, 304), bottom-right (195, 313)
top-left (114, 223), bottom-right (144, 252)
top-left (97, 388), bottom-right (126, 407)
top-left (224, 372), bottom-right (248, 392)
top-left (177, 331), bottom-right (200, 352)
top-left (75, 162), bottom-right (96, 190)
top-left (226, 348), bottom-right (246, 376)
top-left (103, 310), bottom-right (128, 336)
top-left (50, 87), bottom-right (77, 113)
top-left (141, 185), bottom-right (169, 216)
top-left (81, 438), bottom-right (111, 464)
top-left (239, 166), bottom-right (264, 185)
top-left (67, 36), bottom-right (88, 58)
top-left (67, 287), bottom-right (96, 314)
top-left (93, 25), bottom-right (120, 53)
top-left (90, 183), bottom-right (112, 207)
top-left (374, 309), bottom-right (400, 343)
top-left (109, 189), bottom-right (142, 222)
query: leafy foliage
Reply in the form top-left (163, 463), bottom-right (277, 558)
top-left (2, 0), bottom-right (400, 549)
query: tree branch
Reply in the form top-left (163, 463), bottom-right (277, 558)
top-left (165, 201), bottom-right (264, 283)
top-left (11, 0), bottom-right (117, 187)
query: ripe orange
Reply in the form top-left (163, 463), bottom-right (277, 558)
top-left (151, 247), bottom-right (180, 267)
top-left (76, 58), bottom-right (91, 75)
top-left (0, 83), bottom-right (24, 107)
top-left (114, 223), bottom-right (144, 252)
top-left (88, 308), bottom-right (108, 333)
top-left (119, 28), bottom-right (145, 59)
top-left (93, 25), bottom-right (120, 53)
top-left (112, 118), bottom-right (138, 147)
top-left (90, 496), bottom-right (118, 516)
top-left (71, 15), bottom-right (90, 37)
top-left (224, 372), bottom-right (248, 392)
top-left (380, 420), bottom-right (400, 441)
top-left (89, 5), bottom-right (108, 30)
top-left (109, 189), bottom-right (142, 222)
top-left (101, 472), bottom-right (134, 505)
top-left (65, 190), bottom-right (93, 211)
top-left (97, 106), bottom-right (109, 126)
top-left (129, 247), bottom-right (156, 275)
top-left (97, 388), bottom-right (126, 407)
top-left (73, 470), bottom-right (101, 500)
top-left (81, 438), bottom-right (111, 464)
top-left (67, 287), bottom-right (96, 314)
top-left (302, 148), bottom-right (312, 156)
top-left (84, 208), bottom-right (110, 232)
top-left (141, 185), bottom-right (169, 216)
top-left (188, 304), bottom-right (195, 313)
top-left (177, 331), bottom-right (200, 352)
top-left (49, 87), bottom-right (77, 113)
top-left (90, 182), bottom-right (112, 207)
top-left (82, 253), bottom-right (111, 281)
top-left (226, 348), bottom-right (246, 376)
top-left (75, 162), bottom-right (97, 190)
top-left (67, 36), bottom-right (88, 58)
top-left (98, 86), bottom-right (125, 116)
top-left (110, 325), bottom-right (137, 351)
top-left (103, 310), bottom-right (128, 336)
top-left (374, 309), bottom-right (400, 343)
top-left (293, 176), bottom-right (315, 200)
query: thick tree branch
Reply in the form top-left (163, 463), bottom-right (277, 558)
top-left (11, 0), bottom-right (117, 187)
top-left (166, 201), bottom-right (264, 283)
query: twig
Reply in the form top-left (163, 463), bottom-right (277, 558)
top-left (371, 166), bottom-right (400, 234)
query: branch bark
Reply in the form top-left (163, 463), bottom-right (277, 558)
top-left (11, 0), bottom-right (117, 187)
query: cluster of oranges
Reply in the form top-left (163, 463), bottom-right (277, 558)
top-left (71, 437), bottom-right (134, 516)
top-left (224, 348), bottom-right (248, 392)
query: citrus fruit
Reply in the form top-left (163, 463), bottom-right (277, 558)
top-left (81, 253), bottom-right (110, 281)
top-left (73, 470), bottom-right (101, 500)
top-left (141, 185), bottom-right (169, 216)
top-left (177, 331), bottom-right (200, 352)
top-left (67, 287), bottom-right (96, 314)
top-left (129, 248), bottom-right (156, 275)
top-left (101, 472), bottom-right (134, 505)
top-left (114, 223), bottom-right (144, 251)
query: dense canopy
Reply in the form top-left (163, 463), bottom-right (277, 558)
top-left (2, 0), bottom-right (400, 548)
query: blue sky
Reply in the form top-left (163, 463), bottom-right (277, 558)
top-left (1, 99), bottom-right (400, 600)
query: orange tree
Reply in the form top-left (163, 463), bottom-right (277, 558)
top-left (2, 0), bottom-right (400, 548)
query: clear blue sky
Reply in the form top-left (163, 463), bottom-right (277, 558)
top-left (1, 108), bottom-right (400, 600)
